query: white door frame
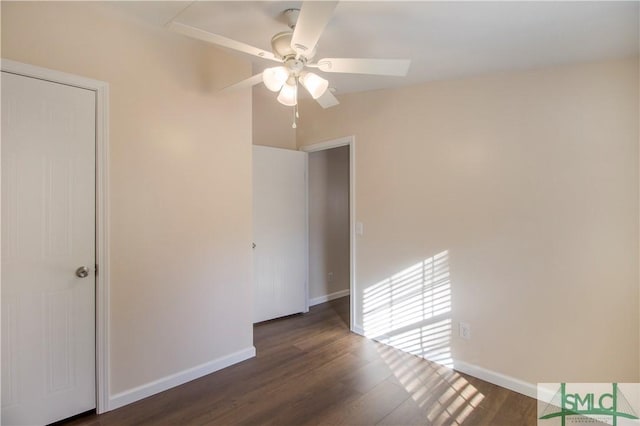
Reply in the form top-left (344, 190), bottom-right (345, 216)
top-left (301, 136), bottom-right (357, 333)
top-left (1, 59), bottom-right (110, 414)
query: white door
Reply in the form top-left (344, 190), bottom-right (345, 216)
top-left (1, 72), bottom-right (96, 425)
top-left (253, 146), bottom-right (307, 323)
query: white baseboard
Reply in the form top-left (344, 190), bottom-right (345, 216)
top-left (453, 359), bottom-right (538, 399)
top-left (108, 346), bottom-right (256, 411)
top-left (309, 289), bottom-right (350, 307)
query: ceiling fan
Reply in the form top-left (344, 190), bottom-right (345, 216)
top-left (167, 1), bottom-right (411, 126)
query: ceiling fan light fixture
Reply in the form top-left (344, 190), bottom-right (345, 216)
top-left (300, 71), bottom-right (329, 99)
top-left (277, 80), bottom-right (298, 106)
top-left (262, 66), bottom-right (289, 92)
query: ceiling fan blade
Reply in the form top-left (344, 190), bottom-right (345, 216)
top-left (291, 1), bottom-right (338, 56)
top-left (168, 21), bottom-right (279, 62)
top-left (315, 90), bottom-right (340, 109)
top-left (313, 58), bottom-right (411, 76)
top-left (220, 74), bottom-right (264, 92)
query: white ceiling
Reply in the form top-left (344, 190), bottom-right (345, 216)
top-left (106, 1), bottom-right (639, 95)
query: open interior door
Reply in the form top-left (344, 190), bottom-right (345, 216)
top-left (252, 146), bottom-right (308, 323)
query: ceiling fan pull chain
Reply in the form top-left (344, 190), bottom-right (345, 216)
top-left (292, 106), bottom-right (297, 129)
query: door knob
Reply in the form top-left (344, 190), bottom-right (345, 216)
top-left (75, 266), bottom-right (90, 278)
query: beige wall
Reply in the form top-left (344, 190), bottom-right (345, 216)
top-left (308, 147), bottom-right (350, 300)
top-left (252, 85), bottom-right (296, 149)
top-left (298, 58), bottom-right (640, 384)
top-left (2, 1), bottom-right (254, 396)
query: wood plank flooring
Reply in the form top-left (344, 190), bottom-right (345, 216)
top-left (62, 297), bottom-right (536, 425)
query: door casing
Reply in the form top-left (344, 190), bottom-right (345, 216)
top-left (0, 59), bottom-right (111, 414)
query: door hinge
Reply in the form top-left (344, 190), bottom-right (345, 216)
top-left (95, 264), bottom-right (99, 276)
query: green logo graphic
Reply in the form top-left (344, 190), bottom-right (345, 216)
top-left (539, 383), bottom-right (639, 426)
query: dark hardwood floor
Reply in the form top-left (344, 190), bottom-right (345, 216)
top-left (63, 297), bottom-right (536, 425)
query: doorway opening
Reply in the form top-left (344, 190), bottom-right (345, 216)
top-left (302, 137), bottom-right (355, 331)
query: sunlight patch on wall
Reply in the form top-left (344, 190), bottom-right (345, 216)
top-left (377, 319), bottom-right (453, 367)
top-left (363, 250), bottom-right (453, 367)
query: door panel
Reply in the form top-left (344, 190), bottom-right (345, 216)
top-left (253, 146), bottom-right (307, 323)
top-left (1, 72), bottom-right (96, 425)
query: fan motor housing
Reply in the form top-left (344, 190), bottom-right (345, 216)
top-left (271, 31), bottom-right (316, 61)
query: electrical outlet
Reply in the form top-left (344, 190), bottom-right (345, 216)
top-left (328, 272), bottom-right (334, 283)
top-left (459, 322), bottom-right (471, 340)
